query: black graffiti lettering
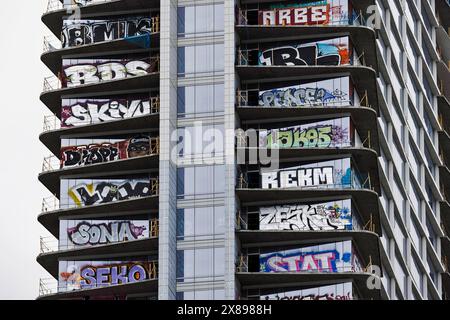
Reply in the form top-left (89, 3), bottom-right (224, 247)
top-left (62, 144), bottom-right (120, 167)
top-left (68, 221), bottom-right (146, 246)
top-left (62, 99), bottom-right (152, 127)
top-left (262, 47), bottom-right (306, 66)
top-left (76, 186), bottom-right (102, 206)
top-left (262, 166), bottom-right (334, 189)
top-left (63, 59), bottom-right (153, 88)
top-left (62, 18), bottom-right (154, 48)
top-left (65, 25), bottom-right (92, 47)
top-left (69, 180), bottom-right (152, 207)
top-left (260, 86), bottom-right (347, 107)
top-left (63, 150), bottom-right (82, 166)
top-left (92, 22), bottom-right (126, 43)
top-left (259, 39), bottom-right (348, 66)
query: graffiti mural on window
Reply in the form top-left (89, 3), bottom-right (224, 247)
top-left (258, 0), bottom-right (350, 26)
top-left (64, 179), bottom-right (153, 208)
top-left (259, 240), bottom-right (362, 273)
top-left (261, 158), bottom-right (353, 189)
top-left (60, 220), bottom-right (150, 248)
top-left (259, 37), bottom-right (350, 66)
top-left (60, 135), bottom-right (152, 168)
top-left (58, 260), bottom-right (157, 292)
top-left (259, 199), bottom-right (352, 231)
top-left (259, 117), bottom-right (351, 149)
top-left (61, 97), bottom-right (156, 127)
top-left (62, 58), bottom-right (157, 88)
top-left (62, 17), bottom-right (156, 48)
top-left (261, 283), bottom-right (353, 300)
top-left (258, 77), bottom-right (352, 108)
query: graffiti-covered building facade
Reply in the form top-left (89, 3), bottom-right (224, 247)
top-left (38, 0), bottom-right (450, 300)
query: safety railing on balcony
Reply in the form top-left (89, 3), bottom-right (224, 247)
top-left (45, 0), bottom-right (114, 13)
top-left (43, 35), bottom-right (62, 53)
top-left (42, 155), bottom-right (61, 173)
top-left (42, 195), bottom-right (60, 213)
top-left (43, 75), bottom-right (62, 92)
top-left (39, 278), bottom-right (57, 297)
top-left (43, 115), bottom-right (60, 132)
top-left (236, 255), bottom-right (249, 273)
top-left (40, 236), bottom-right (58, 254)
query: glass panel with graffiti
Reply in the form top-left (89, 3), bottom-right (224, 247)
top-left (257, 158), bottom-right (368, 190)
top-left (258, 117), bottom-right (361, 149)
top-left (239, 0), bottom-right (364, 26)
top-left (62, 14), bottom-right (160, 48)
top-left (239, 36), bottom-right (356, 66)
top-left (257, 240), bottom-right (363, 273)
top-left (59, 219), bottom-right (159, 250)
top-left (62, 55), bottom-right (159, 88)
top-left (255, 199), bottom-right (363, 231)
top-left (60, 176), bottom-right (159, 209)
top-left (58, 259), bottom-right (158, 292)
top-left (60, 133), bottom-right (159, 168)
top-left (238, 76), bottom-right (363, 108)
top-left (61, 94), bottom-right (160, 127)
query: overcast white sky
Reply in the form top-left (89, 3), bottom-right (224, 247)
top-left (0, 0), bottom-right (54, 299)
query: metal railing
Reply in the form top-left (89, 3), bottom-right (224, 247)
top-left (40, 236), bottom-right (58, 254)
top-left (42, 195), bottom-right (60, 213)
top-left (43, 75), bottom-right (62, 92)
top-left (43, 35), bottom-right (62, 53)
top-left (43, 115), bottom-right (60, 132)
top-left (42, 155), bottom-right (61, 172)
top-left (45, 0), bottom-right (114, 13)
top-left (236, 255), bottom-right (249, 273)
top-left (39, 278), bottom-right (57, 297)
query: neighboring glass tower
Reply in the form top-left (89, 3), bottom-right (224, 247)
top-left (38, 0), bottom-right (449, 300)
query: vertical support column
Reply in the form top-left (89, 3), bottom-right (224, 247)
top-left (224, 0), bottom-right (236, 300)
top-left (159, 0), bottom-right (178, 300)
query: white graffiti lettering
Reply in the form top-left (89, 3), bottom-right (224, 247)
top-left (62, 99), bottom-right (152, 127)
top-left (68, 221), bottom-right (147, 246)
top-left (62, 17), bottom-right (154, 48)
top-left (259, 201), bottom-right (352, 231)
top-left (262, 166), bottom-right (334, 189)
top-left (63, 59), bottom-right (154, 88)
